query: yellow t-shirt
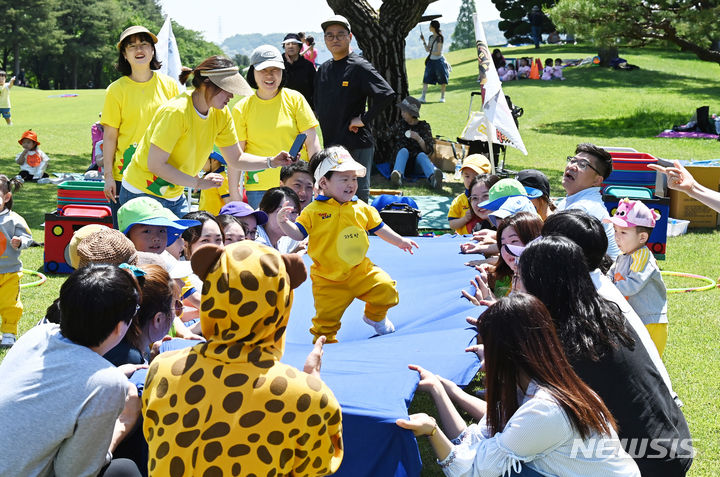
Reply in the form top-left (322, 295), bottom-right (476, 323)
top-left (448, 191), bottom-right (472, 234)
top-left (0, 84), bottom-right (10, 109)
top-left (296, 196), bottom-right (383, 281)
top-left (101, 73), bottom-right (179, 182)
top-left (124, 91), bottom-right (238, 200)
top-left (232, 88), bottom-right (318, 191)
top-left (198, 168), bottom-right (230, 215)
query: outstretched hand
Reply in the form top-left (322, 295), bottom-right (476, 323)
top-left (648, 160), bottom-right (695, 194)
top-left (461, 274), bottom-right (495, 307)
top-left (407, 364), bottom-right (443, 394)
top-left (398, 238), bottom-right (419, 254)
top-left (276, 201), bottom-right (296, 224)
top-left (304, 336), bottom-right (327, 377)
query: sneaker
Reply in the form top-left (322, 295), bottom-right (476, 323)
top-left (418, 96), bottom-right (426, 104)
top-left (429, 169), bottom-right (443, 190)
top-left (14, 175), bottom-right (24, 184)
top-left (0, 333), bottom-right (16, 348)
top-left (390, 170), bottom-right (402, 187)
top-left (363, 316), bottom-right (395, 335)
top-left (439, 97), bottom-right (446, 103)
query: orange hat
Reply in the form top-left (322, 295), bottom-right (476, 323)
top-left (19, 130), bottom-right (39, 146)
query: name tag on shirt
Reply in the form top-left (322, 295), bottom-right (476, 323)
top-left (342, 81), bottom-right (349, 87)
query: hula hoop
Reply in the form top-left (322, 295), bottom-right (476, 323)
top-left (661, 271), bottom-right (716, 294)
top-left (20, 268), bottom-right (47, 288)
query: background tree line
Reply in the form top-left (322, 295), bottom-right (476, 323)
top-left (0, 0), bottom-right (222, 90)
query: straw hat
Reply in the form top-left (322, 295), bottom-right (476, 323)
top-left (117, 25), bottom-right (158, 50)
top-left (76, 228), bottom-right (138, 269)
top-left (200, 66), bottom-right (253, 97)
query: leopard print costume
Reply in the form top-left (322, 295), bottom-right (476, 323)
top-left (143, 241), bottom-right (343, 476)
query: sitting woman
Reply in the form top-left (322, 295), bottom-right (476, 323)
top-left (257, 186), bottom-right (303, 253)
top-left (463, 211), bottom-right (542, 302)
top-left (396, 293), bottom-right (640, 476)
top-left (519, 236), bottom-right (693, 475)
top-left (389, 96), bottom-right (443, 189)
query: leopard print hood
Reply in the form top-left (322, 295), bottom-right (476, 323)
top-left (191, 241), bottom-right (307, 363)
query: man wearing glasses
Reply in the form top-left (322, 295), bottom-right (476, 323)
top-left (314, 15), bottom-right (395, 203)
top-left (557, 143), bottom-right (621, 259)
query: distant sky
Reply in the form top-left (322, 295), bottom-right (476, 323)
top-left (156, 0), bottom-right (501, 43)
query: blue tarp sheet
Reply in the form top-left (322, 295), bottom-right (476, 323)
top-left (282, 235), bottom-right (481, 476)
top-left (153, 235), bottom-right (482, 476)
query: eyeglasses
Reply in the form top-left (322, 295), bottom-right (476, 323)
top-left (566, 156), bottom-right (602, 176)
top-left (324, 32), bottom-right (349, 41)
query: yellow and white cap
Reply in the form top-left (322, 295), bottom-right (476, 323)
top-left (314, 147), bottom-right (367, 181)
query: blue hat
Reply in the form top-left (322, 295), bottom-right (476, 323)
top-left (118, 197), bottom-right (200, 246)
top-left (488, 196), bottom-right (539, 227)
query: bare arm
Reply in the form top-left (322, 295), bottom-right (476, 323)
top-left (374, 225), bottom-right (419, 254)
top-left (649, 161), bottom-right (720, 213)
top-left (439, 375), bottom-right (487, 421)
top-left (220, 143), bottom-right (244, 202)
top-left (7, 76), bottom-right (15, 88)
top-left (405, 364), bottom-right (468, 439)
top-left (102, 126), bottom-right (119, 202)
top-left (303, 127), bottom-right (321, 160)
top-left (109, 382), bottom-right (141, 453)
top-left (147, 144), bottom-right (222, 191)
top-left (276, 204), bottom-right (306, 241)
top-left (448, 208), bottom-right (474, 231)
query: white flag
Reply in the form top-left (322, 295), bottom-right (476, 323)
top-left (471, 13), bottom-right (527, 155)
top-left (156, 16), bottom-right (185, 92)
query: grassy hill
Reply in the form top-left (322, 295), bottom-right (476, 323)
top-left (0, 44), bottom-right (718, 475)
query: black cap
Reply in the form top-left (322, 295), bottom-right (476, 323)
top-left (282, 33), bottom-right (303, 45)
top-left (517, 169), bottom-right (550, 198)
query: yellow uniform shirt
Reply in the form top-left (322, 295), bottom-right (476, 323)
top-left (296, 196), bottom-right (383, 281)
top-left (232, 88), bottom-right (318, 191)
top-left (124, 91), bottom-right (238, 200)
top-left (198, 168), bottom-right (230, 215)
top-left (0, 84), bottom-right (10, 109)
top-left (101, 73), bottom-right (179, 182)
top-left (448, 191), bottom-right (472, 234)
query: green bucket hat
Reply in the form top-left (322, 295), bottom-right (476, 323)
top-left (477, 178), bottom-right (542, 211)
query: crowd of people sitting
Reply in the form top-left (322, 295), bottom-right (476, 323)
top-left (0, 14), bottom-right (702, 477)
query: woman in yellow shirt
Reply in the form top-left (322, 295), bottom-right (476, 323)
top-left (121, 55), bottom-right (294, 217)
top-left (233, 45), bottom-right (321, 208)
top-left (102, 25), bottom-right (180, 224)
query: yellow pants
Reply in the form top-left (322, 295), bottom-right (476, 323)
top-left (310, 258), bottom-right (398, 342)
top-left (646, 323), bottom-right (668, 357)
top-left (0, 272), bottom-right (23, 335)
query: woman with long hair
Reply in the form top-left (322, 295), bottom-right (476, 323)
top-left (396, 294), bottom-right (639, 476)
top-left (102, 26), bottom-right (179, 223)
top-left (519, 236), bottom-right (693, 475)
top-left (120, 55), bottom-right (294, 217)
top-left (419, 20), bottom-right (449, 103)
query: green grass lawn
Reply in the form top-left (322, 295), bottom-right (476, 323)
top-left (1, 44), bottom-right (719, 475)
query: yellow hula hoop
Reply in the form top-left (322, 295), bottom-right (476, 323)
top-left (660, 271), bottom-right (716, 294)
top-left (20, 268), bottom-right (47, 288)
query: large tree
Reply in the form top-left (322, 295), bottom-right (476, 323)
top-left (450, 0), bottom-right (477, 51)
top-left (326, 0), bottom-right (436, 161)
top-left (491, 0), bottom-right (556, 45)
top-left (549, 0), bottom-right (720, 65)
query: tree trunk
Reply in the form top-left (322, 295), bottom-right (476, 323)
top-left (327, 0), bottom-right (437, 163)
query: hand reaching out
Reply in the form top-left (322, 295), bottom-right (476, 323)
top-left (304, 336), bottom-right (327, 377)
top-left (276, 201), bottom-right (296, 224)
top-left (398, 238), bottom-right (419, 254)
top-left (461, 273), bottom-right (495, 307)
top-left (648, 161), bottom-right (695, 193)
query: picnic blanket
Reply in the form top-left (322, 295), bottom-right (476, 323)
top-left (657, 130), bottom-right (719, 140)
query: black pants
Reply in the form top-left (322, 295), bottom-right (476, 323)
top-left (98, 458), bottom-right (142, 477)
top-left (18, 170), bottom-right (49, 182)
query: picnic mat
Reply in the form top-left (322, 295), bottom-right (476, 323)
top-left (410, 195), bottom-right (452, 230)
top-left (657, 130), bottom-right (719, 140)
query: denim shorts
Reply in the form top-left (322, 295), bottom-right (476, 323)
top-left (0, 108), bottom-right (10, 119)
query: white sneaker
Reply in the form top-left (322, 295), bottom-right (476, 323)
top-left (363, 316), bottom-right (395, 335)
top-left (1, 333), bottom-right (16, 348)
top-left (390, 170), bottom-right (402, 187)
top-left (439, 97), bottom-right (446, 103)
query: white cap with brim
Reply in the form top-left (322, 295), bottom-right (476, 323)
top-left (488, 196), bottom-right (538, 227)
top-left (201, 67), bottom-right (254, 97)
top-left (321, 14), bottom-right (351, 32)
top-left (250, 45), bottom-right (285, 71)
top-left (314, 149), bottom-right (366, 182)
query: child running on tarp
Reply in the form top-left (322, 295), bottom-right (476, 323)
top-left (277, 146), bottom-right (419, 343)
top-left (15, 130), bottom-right (50, 182)
top-left (0, 175), bottom-right (32, 348)
top-left (604, 198), bottom-right (668, 356)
